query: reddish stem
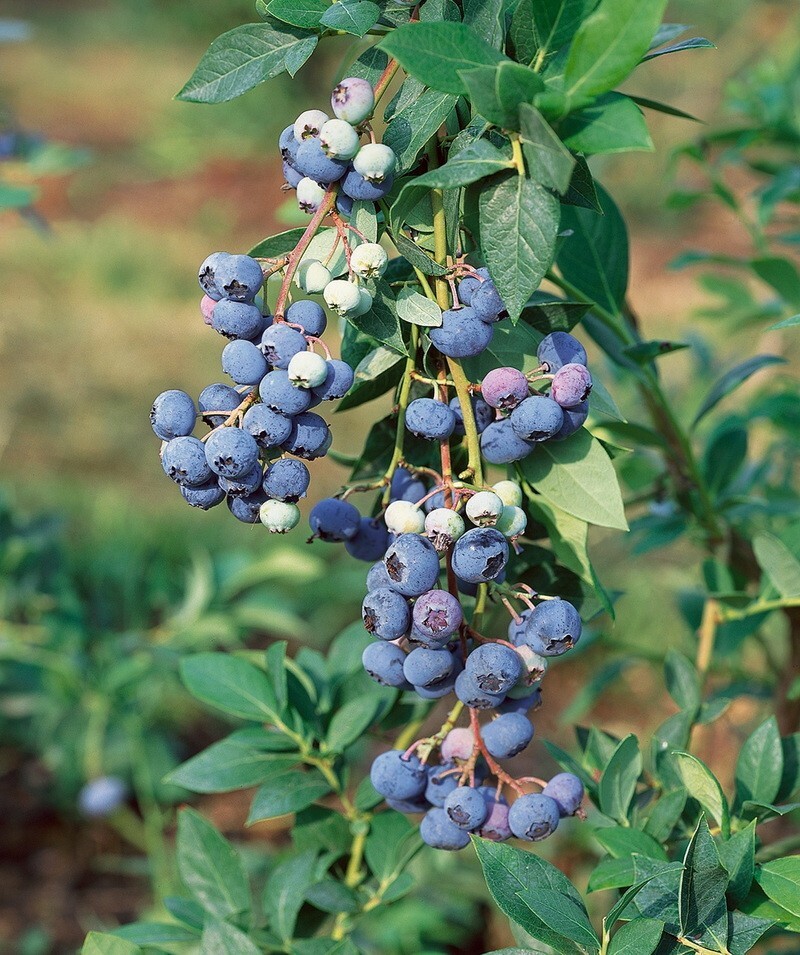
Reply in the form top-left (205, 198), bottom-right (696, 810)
top-left (274, 188), bottom-right (336, 321)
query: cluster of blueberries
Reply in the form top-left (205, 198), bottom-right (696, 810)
top-left (151, 251), bottom-right (355, 532)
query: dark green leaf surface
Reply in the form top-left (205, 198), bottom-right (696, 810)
top-left (519, 104), bottom-right (576, 193)
top-left (515, 890), bottom-right (600, 951)
top-left (753, 533), bottom-right (800, 599)
top-left (266, 0), bottom-right (328, 28)
top-left (200, 920), bottom-right (261, 955)
top-left (692, 355), bottom-right (787, 427)
top-left (247, 769), bottom-right (331, 823)
top-left (166, 731), bottom-right (298, 792)
top-left (679, 817), bottom-right (729, 939)
top-left (734, 716), bottom-right (783, 809)
top-left (320, 0), bottom-right (380, 36)
top-left (606, 918), bottom-right (663, 955)
top-left (177, 808), bottom-right (250, 920)
top-left (264, 849), bottom-right (319, 943)
top-left (181, 653), bottom-right (280, 723)
top-left (641, 36), bottom-right (716, 61)
top-left (719, 821), bottom-right (755, 908)
top-left (561, 94), bottom-right (653, 155)
top-left (598, 734), bottom-right (641, 821)
top-left (664, 650), bottom-right (701, 712)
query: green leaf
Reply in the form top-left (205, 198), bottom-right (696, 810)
top-left (693, 355), bottom-right (787, 427)
top-left (642, 35), bottom-right (716, 60)
top-left (364, 812), bottom-right (423, 883)
top-left (515, 889), bottom-right (601, 951)
top-left (178, 24), bottom-right (317, 103)
top-left (778, 732), bottom-right (800, 801)
top-left (393, 233), bottom-right (449, 276)
top-left (562, 155), bottom-right (602, 212)
top-left (473, 837), bottom-right (587, 955)
top-left (607, 918), bottom-right (663, 955)
top-left (320, 0), bottom-right (380, 36)
top-left (520, 296), bottom-right (590, 334)
top-left (248, 768), bottom-right (331, 824)
top-left (679, 817), bottom-right (729, 937)
top-left (598, 734), bottom-right (641, 822)
top-left (395, 288), bottom-right (443, 327)
top-left (383, 89), bottom-right (458, 175)
top-left (347, 283), bottom-right (407, 355)
top-left (496, 62), bottom-right (547, 125)
top-left (336, 347), bottom-right (405, 411)
top-left (719, 821), bottom-right (755, 908)
top-left (741, 799), bottom-right (800, 822)
top-left (519, 104), bottom-right (576, 193)
top-left (112, 923), bottom-right (198, 945)
top-left (594, 826), bottom-right (667, 861)
top-left (561, 93), bottom-right (653, 155)
top-left (511, 0), bottom-right (593, 64)
top-left (630, 94), bottom-right (701, 121)
top-left (671, 753), bottom-right (730, 836)
top-left (266, 0), bottom-right (328, 28)
top-left (379, 22), bottom-right (507, 95)
top-left (755, 857), bottom-right (800, 917)
top-left (462, 0), bottom-right (505, 48)
top-left (200, 919), bottom-right (261, 955)
top-left (751, 255), bottom-right (800, 306)
top-left (326, 695), bottom-right (382, 750)
top-left (768, 313), bottom-right (800, 330)
top-left (416, 139), bottom-right (513, 189)
top-left (557, 183), bottom-right (628, 315)
top-left (564, 0), bottom-right (668, 100)
top-left (642, 789), bottom-right (687, 843)
top-left (181, 653), bottom-right (280, 723)
top-left (479, 172), bottom-right (560, 322)
top-left (753, 532), bottom-right (800, 599)
top-left (83, 934), bottom-right (140, 955)
top-left (264, 849), bottom-right (319, 943)
top-left (177, 808), bottom-right (250, 919)
top-left (520, 429), bottom-right (629, 531)
top-left (166, 730), bottom-right (299, 792)
top-left (249, 227), bottom-right (307, 259)
top-left (734, 716), bottom-right (783, 811)
top-left (604, 864), bottom-right (683, 924)
top-left (266, 640), bottom-right (289, 712)
top-left (727, 911), bottom-right (775, 955)
top-left (664, 650), bottom-right (701, 713)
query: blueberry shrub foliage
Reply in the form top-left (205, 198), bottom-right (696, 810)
top-left (88, 2), bottom-right (800, 953)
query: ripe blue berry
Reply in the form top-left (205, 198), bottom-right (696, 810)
top-left (403, 647), bottom-right (456, 688)
top-left (451, 528), bottom-right (509, 583)
top-left (476, 788), bottom-right (512, 842)
top-left (204, 427), bottom-right (259, 479)
top-left (456, 268), bottom-right (489, 306)
top-left (311, 359), bottom-right (355, 401)
top-left (261, 324), bottom-right (308, 369)
top-left (445, 786), bottom-right (489, 830)
top-left (279, 124), bottom-right (299, 163)
top-left (283, 160), bottom-right (303, 189)
top-left (345, 517), bottom-right (390, 562)
top-left (553, 400), bottom-right (589, 439)
top-left (543, 773), bottom-right (584, 817)
top-left (362, 641), bottom-right (409, 688)
top-left (78, 776), bottom-right (127, 817)
top-left (425, 763), bottom-right (459, 807)
top-left (405, 397), bottom-right (456, 441)
top-left (465, 643), bottom-right (522, 694)
top-left (413, 590), bottom-right (463, 640)
top-left (309, 497), bottom-right (361, 541)
top-left (367, 560), bottom-right (394, 592)
top-left (222, 339), bottom-right (268, 385)
top-left (181, 480), bottom-right (225, 510)
top-left (341, 169), bottom-right (394, 202)
top-left (295, 136), bottom-right (349, 182)
top-left (370, 750), bottom-right (426, 800)
top-left (387, 795), bottom-right (430, 814)
top-left (218, 463), bottom-right (263, 497)
top-left (551, 363), bottom-right (593, 408)
top-left (151, 390), bottom-right (196, 441)
top-left (262, 458), bottom-right (310, 502)
top-left (214, 254), bottom-right (263, 303)
top-left (537, 332), bottom-right (587, 372)
top-left (391, 467), bottom-right (426, 503)
top-left (227, 489), bottom-right (268, 523)
top-left (281, 411), bottom-right (330, 459)
top-left (162, 436), bottom-right (213, 487)
top-left (362, 587), bottom-right (411, 640)
top-left (450, 395), bottom-right (493, 434)
top-left (259, 370), bottom-right (313, 416)
top-left (508, 608), bottom-right (533, 645)
top-left (510, 395), bottom-right (564, 441)
top-left (420, 807), bottom-right (470, 850)
top-left (480, 418), bottom-right (535, 465)
top-left (286, 300), bottom-right (327, 337)
top-left (198, 251), bottom-right (230, 301)
top-left (499, 686), bottom-right (542, 715)
top-left (242, 404), bottom-right (292, 449)
top-left (198, 383), bottom-right (241, 427)
top-left (508, 793), bottom-right (560, 841)
top-left (331, 77), bottom-right (375, 124)
top-left (212, 299), bottom-right (265, 341)
top-left (383, 533), bottom-right (441, 597)
top-left (481, 367), bottom-right (529, 409)
top-left (471, 279), bottom-right (508, 323)
top-left (429, 307), bottom-right (493, 358)
top-left (455, 670), bottom-right (505, 709)
top-left (482, 712), bottom-right (534, 758)
top-left (522, 599), bottom-right (582, 656)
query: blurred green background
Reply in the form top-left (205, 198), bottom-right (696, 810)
top-left (1, 1), bottom-right (798, 951)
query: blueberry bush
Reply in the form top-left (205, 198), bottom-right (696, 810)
top-left (86, 2), bottom-right (799, 953)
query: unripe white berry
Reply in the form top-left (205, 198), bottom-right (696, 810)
top-left (496, 505), bottom-right (527, 538)
top-left (295, 259), bottom-right (332, 293)
top-left (352, 143), bottom-right (397, 183)
top-left (287, 351), bottom-right (329, 389)
top-left (323, 279), bottom-right (362, 316)
top-left (319, 118), bottom-right (361, 160)
top-left (492, 480), bottom-right (523, 508)
top-left (465, 490), bottom-right (504, 527)
top-left (350, 242), bottom-right (388, 279)
top-left (424, 507), bottom-right (465, 551)
top-left (384, 500), bottom-right (426, 534)
top-left (293, 109), bottom-right (329, 142)
top-left (260, 499), bottom-right (301, 533)
top-left (297, 177), bottom-right (326, 214)
top-left (351, 287), bottom-right (373, 316)
top-left (514, 645), bottom-right (548, 685)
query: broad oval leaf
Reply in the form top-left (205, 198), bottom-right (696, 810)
top-left (755, 857), bottom-right (800, 917)
top-left (598, 734), bottom-right (641, 822)
top-left (181, 653), bottom-right (280, 723)
top-left (177, 808), bottom-right (250, 920)
top-left (671, 752), bottom-right (730, 835)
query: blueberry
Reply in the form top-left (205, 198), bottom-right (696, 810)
top-left (508, 793), bottom-right (560, 841)
top-left (496, 506), bottom-right (527, 539)
top-left (543, 773), bottom-right (585, 817)
top-left (370, 750), bottom-right (426, 800)
top-left (214, 254), bottom-right (264, 303)
top-left (445, 786), bottom-right (489, 830)
top-left (261, 324), bottom-right (308, 369)
top-left (493, 480), bottom-right (523, 508)
top-left (222, 339), bottom-right (269, 385)
top-left (480, 418), bottom-right (535, 465)
top-left (309, 497), bottom-right (361, 541)
top-left (450, 395), bottom-right (493, 435)
top-left (441, 727), bottom-right (475, 762)
top-left (477, 790), bottom-right (512, 842)
top-left (551, 363), bottom-right (593, 408)
top-left (499, 686), bottom-right (542, 715)
top-left (465, 643), bottom-right (522, 694)
top-left (386, 795), bottom-right (429, 814)
top-left (352, 143), bottom-right (397, 183)
top-left (323, 279), bottom-right (362, 317)
top-left (414, 675), bottom-right (460, 699)
top-left (151, 389), bottom-right (196, 441)
top-left (481, 367), bottom-right (530, 410)
top-left (260, 499), bottom-right (301, 533)
top-left (227, 489), bottom-right (268, 523)
top-left (537, 332), bottom-right (587, 373)
top-left (552, 400), bottom-right (589, 440)
top-left (367, 560), bottom-right (394, 592)
top-left (78, 776), bottom-right (127, 817)
top-left (200, 294), bottom-right (216, 326)
top-left (511, 645), bottom-right (547, 688)
top-left (161, 436), bottom-right (213, 487)
top-left (286, 300), bottom-right (327, 337)
top-left (471, 278), bottom-right (508, 323)
top-left (423, 490), bottom-right (446, 513)
top-left (428, 307), bottom-right (493, 358)
top-left (181, 480), bottom-right (225, 510)
top-left (242, 404), bottom-right (292, 449)
top-left (341, 169), bottom-right (394, 202)
top-left (331, 77), bottom-right (375, 125)
top-left (362, 587), bottom-right (411, 640)
top-left (297, 176), bottom-right (327, 213)
top-left (451, 528), bottom-right (509, 584)
top-left (465, 491), bottom-right (504, 528)
top-left (279, 124), bottom-right (299, 163)
top-left (212, 300), bottom-right (265, 341)
top-left (383, 533), bottom-right (441, 597)
top-left (350, 243), bottom-right (389, 280)
top-left (391, 467), bottom-right (426, 503)
top-left (261, 459), bottom-right (310, 503)
top-left (384, 500), bottom-right (426, 535)
top-left (455, 670), bottom-right (505, 710)
top-left (204, 426), bottom-right (259, 479)
top-left (293, 109), bottom-right (329, 142)
top-left (510, 395), bottom-right (564, 441)
top-left (482, 712), bottom-right (534, 759)
top-left (404, 646), bottom-right (456, 688)
top-left (198, 251), bottom-right (230, 301)
top-left (336, 192), bottom-right (355, 218)
top-left (412, 589), bottom-right (463, 640)
top-left (259, 370), bottom-right (313, 416)
top-left (311, 359), bottom-right (355, 401)
top-left (507, 607), bottom-right (533, 646)
top-left (522, 599), bottom-right (582, 656)
top-left (362, 641), bottom-right (409, 688)
top-left (198, 383), bottom-right (241, 427)
top-left (457, 269), bottom-right (488, 306)
top-left (405, 397), bottom-right (456, 441)
top-left (288, 351), bottom-right (329, 389)
top-left (425, 763), bottom-right (459, 807)
top-left (283, 160), bottom-right (303, 189)
top-left (319, 118), bottom-right (361, 160)
top-left (281, 411), bottom-right (331, 459)
top-left (295, 136), bottom-right (349, 183)
top-left (295, 260), bottom-right (332, 294)
top-left (420, 807), bottom-right (470, 850)
top-left (345, 517), bottom-right (390, 562)
top-left (218, 463), bottom-right (263, 497)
